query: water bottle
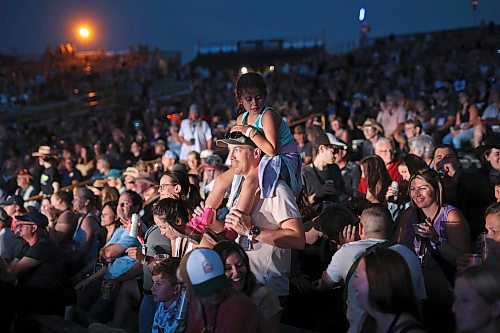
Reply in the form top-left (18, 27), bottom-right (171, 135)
top-left (129, 213), bottom-right (139, 238)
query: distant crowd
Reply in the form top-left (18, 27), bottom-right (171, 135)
top-left (0, 24), bottom-right (499, 333)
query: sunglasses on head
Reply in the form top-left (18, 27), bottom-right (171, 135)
top-left (224, 131), bottom-right (244, 140)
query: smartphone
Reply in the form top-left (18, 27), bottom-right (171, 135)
top-left (153, 245), bottom-right (169, 255)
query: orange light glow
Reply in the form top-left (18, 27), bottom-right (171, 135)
top-left (79, 27), bottom-right (90, 38)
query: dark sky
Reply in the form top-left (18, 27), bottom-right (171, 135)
top-left (1, 0), bottom-right (499, 63)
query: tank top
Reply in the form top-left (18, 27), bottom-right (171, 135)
top-left (73, 212), bottom-right (100, 264)
top-left (241, 107), bottom-right (294, 149)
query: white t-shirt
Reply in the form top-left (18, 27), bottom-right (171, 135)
top-left (325, 238), bottom-right (426, 333)
top-left (178, 119), bottom-right (212, 160)
top-left (228, 178), bottom-right (302, 296)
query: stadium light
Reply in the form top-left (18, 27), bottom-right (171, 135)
top-left (240, 67), bottom-right (248, 74)
top-left (359, 8), bottom-right (366, 22)
top-left (79, 27), bottom-right (90, 39)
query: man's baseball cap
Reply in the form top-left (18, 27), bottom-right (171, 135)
top-left (0, 195), bottom-right (24, 206)
top-left (316, 132), bottom-right (348, 150)
top-left (179, 248), bottom-right (230, 297)
top-left (16, 211), bottom-right (49, 229)
top-left (216, 131), bottom-right (257, 148)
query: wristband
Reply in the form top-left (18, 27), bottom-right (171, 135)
top-left (251, 128), bottom-right (258, 138)
top-left (245, 127), bottom-right (253, 137)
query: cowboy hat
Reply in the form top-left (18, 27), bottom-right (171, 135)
top-left (32, 146), bottom-right (57, 157)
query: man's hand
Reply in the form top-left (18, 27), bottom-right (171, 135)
top-left (224, 209), bottom-right (251, 236)
top-left (339, 225), bottom-right (357, 245)
top-left (230, 125), bottom-right (249, 134)
top-left (321, 182), bottom-right (337, 196)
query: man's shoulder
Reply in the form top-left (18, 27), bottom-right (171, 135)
top-left (335, 239), bottom-right (386, 258)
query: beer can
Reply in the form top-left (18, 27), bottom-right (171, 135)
top-left (101, 281), bottom-right (113, 300)
top-left (468, 253), bottom-right (482, 267)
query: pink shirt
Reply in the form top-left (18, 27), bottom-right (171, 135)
top-left (377, 106), bottom-right (407, 137)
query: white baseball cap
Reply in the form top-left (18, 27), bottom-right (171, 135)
top-left (179, 248), bottom-right (230, 297)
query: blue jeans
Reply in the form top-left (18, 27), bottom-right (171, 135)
top-left (442, 127), bottom-right (474, 149)
top-left (139, 294), bottom-right (157, 333)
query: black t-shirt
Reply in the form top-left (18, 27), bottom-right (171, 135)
top-left (19, 235), bottom-right (63, 290)
top-left (301, 163), bottom-right (345, 209)
top-left (40, 166), bottom-right (61, 195)
top-left (59, 168), bottom-right (83, 188)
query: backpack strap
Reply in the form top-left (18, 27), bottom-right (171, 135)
top-left (343, 240), bottom-right (393, 304)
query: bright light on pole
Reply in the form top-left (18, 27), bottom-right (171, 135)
top-left (359, 8), bottom-right (366, 22)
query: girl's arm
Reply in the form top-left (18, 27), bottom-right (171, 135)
top-left (234, 110), bottom-right (280, 157)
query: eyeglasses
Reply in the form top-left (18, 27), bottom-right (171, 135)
top-left (224, 131), bottom-right (244, 140)
top-left (16, 222), bottom-right (36, 229)
top-left (159, 183), bottom-right (176, 191)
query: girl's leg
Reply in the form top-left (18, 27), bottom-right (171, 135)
top-left (234, 172), bottom-right (259, 214)
top-left (452, 128), bottom-right (474, 150)
top-left (205, 168), bottom-right (234, 209)
top-left (442, 132), bottom-right (453, 145)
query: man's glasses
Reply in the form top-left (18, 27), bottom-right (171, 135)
top-left (16, 222), bottom-right (36, 229)
top-left (224, 131), bottom-right (244, 139)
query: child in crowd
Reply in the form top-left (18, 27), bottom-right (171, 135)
top-left (151, 257), bottom-right (182, 333)
top-left (189, 72), bottom-right (301, 232)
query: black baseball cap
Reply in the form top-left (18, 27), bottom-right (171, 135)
top-left (0, 195), bottom-right (24, 206)
top-left (16, 211), bottom-right (49, 228)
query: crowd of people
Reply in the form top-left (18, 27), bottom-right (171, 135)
top-left (0, 24), bottom-right (499, 333)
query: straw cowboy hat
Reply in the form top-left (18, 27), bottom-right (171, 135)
top-left (32, 146), bottom-right (58, 157)
top-left (357, 118), bottom-right (384, 134)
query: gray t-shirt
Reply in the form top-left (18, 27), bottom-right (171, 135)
top-left (142, 225), bottom-right (171, 290)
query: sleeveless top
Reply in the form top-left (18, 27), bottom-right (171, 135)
top-left (73, 212), bottom-right (100, 264)
top-left (241, 106), bottom-right (301, 198)
top-left (408, 205), bottom-right (454, 269)
top-left (241, 107), bottom-right (294, 149)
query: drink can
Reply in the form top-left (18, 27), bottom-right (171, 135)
top-left (390, 181), bottom-right (399, 191)
top-left (101, 281), bottom-right (113, 300)
top-left (468, 253), bottom-right (482, 267)
top-left (64, 305), bottom-right (74, 321)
